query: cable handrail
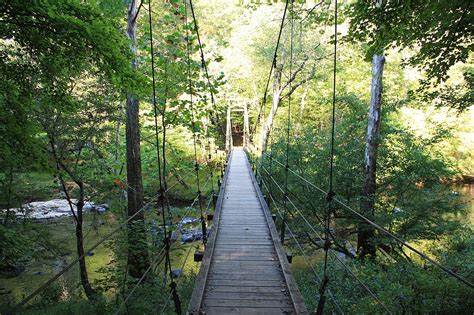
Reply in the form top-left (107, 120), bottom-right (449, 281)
top-left (13, 146), bottom-right (220, 312)
top-left (160, 243), bottom-right (196, 314)
top-left (248, 150), bottom-right (474, 289)
top-left (115, 245), bottom-right (167, 315)
top-left (12, 194), bottom-right (161, 311)
top-left (260, 168), bottom-right (392, 314)
top-left (260, 179), bottom-right (344, 314)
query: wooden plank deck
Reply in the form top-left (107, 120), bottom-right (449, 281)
top-left (188, 148), bottom-right (307, 314)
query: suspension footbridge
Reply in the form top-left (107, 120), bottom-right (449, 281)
top-left (188, 148), bottom-right (307, 314)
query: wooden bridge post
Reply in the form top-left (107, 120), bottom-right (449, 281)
top-left (225, 106), bottom-right (232, 152)
top-left (243, 102), bottom-right (250, 148)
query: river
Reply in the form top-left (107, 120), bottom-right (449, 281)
top-left (453, 183), bottom-right (474, 224)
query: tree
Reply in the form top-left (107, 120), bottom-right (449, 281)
top-left (347, 0), bottom-right (473, 110)
top-left (1, 0), bottom-right (134, 298)
top-left (125, 0), bottom-right (150, 280)
top-left (348, 0), bottom-right (473, 83)
top-left (347, 0), bottom-right (473, 258)
top-left (358, 54), bottom-right (384, 258)
top-left (259, 42), bottom-right (317, 151)
top-left (39, 79), bottom-right (119, 300)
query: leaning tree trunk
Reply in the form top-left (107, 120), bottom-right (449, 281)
top-left (74, 181), bottom-right (96, 299)
top-left (61, 177), bottom-right (95, 299)
top-left (260, 63), bottom-right (283, 152)
top-left (50, 139), bottom-right (95, 300)
top-left (125, 0), bottom-right (150, 279)
top-left (358, 54), bottom-right (385, 259)
top-left (114, 103), bottom-right (124, 176)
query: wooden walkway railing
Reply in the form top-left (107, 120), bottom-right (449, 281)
top-left (188, 148), bottom-right (307, 314)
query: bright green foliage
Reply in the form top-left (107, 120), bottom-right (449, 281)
top-left (347, 0), bottom-right (473, 83)
top-left (1, 1), bottom-right (473, 314)
top-left (294, 226), bottom-right (473, 314)
top-left (0, 0), bottom-right (134, 171)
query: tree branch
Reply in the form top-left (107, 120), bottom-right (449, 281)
top-left (280, 63), bottom-right (316, 101)
top-left (132, 0), bottom-right (144, 25)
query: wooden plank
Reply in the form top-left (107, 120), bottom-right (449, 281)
top-left (211, 249), bottom-right (275, 255)
top-left (211, 260), bottom-right (280, 267)
top-left (243, 148), bottom-right (308, 314)
top-left (215, 240), bottom-right (273, 244)
top-left (218, 228), bottom-right (269, 232)
top-left (214, 243), bottom-right (273, 248)
top-left (218, 222), bottom-right (268, 225)
top-left (216, 235), bottom-right (270, 239)
top-left (220, 214), bottom-right (264, 217)
top-left (213, 243), bottom-right (275, 253)
top-left (209, 268), bottom-right (280, 275)
top-left (217, 232), bottom-right (271, 236)
top-left (204, 291), bottom-right (288, 300)
top-left (208, 271), bottom-right (283, 278)
top-left (208, 273), bottom-right (283, 281)
top-left (211, 257), bottom-right (277, 262)
top-left (210, 249), bottom-right (274, 255)
top-left (202, 306), bottom-right (295, 315)
top-left (206, 286), bottom-right (289, 294)
top-left (206, 279), bottom-right (286, 287)
top-left (216, 234), bottom-right (270, 239)
top-left (217, 231), bottom-right (269, 235)
top-left (216, 237), bottom-right (272, 242)
top-left (203, 298), bottom-right (293, 308)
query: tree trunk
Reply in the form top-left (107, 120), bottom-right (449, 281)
top-left (358, 54), bottom-right (385, 259)
top-left (50, 139), bottom-right (96, 300)
top-left (260, 63), bottom-right (283, 152)
top-left (299, 81), bottom-right (309, 123)
top-left (3, 166), bottom-right (13, 226)
top-left (126, 0), bottom-right (150, 279)
top-left (75, 182), bottom-right (96, 299)
top-left (114, 103), bottom-right (124, 176)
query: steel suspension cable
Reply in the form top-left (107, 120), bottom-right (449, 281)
top-left (251, 0), bottom-right (290, 136)
top-left (188, 0), bottom-right (217, 215)
top-left (259, 178), bottom-right (344, 314)
top-left (259, 168), bottom-right (392, 314)
top-left (280, 0), bottom-right (294, 245)
top-left (161, 244), bottom-right (197, 314)
top-left (184, 0), bottom-right (207, 247)
top-left (11, 193), bottom-right (161, 312)
top-left (316, 1), bottom-right (338, 314)
top-left (149, 2), bottom-right (181, 313)
top-left (188, 0), bottom-right (223, 133)
top-left (263, 167), bottom-right (392, 314)
top-left (255, 149), bottom-right (474, 289)
top-left (115, 245), bottom-right (167, 315)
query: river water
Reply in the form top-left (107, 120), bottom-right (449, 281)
top-left (454, 183), bottom-right (474, 224)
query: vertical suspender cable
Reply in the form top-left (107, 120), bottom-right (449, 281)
top-left (184, 0), bottom-right (207, 246)
top-left (252, 0), bottom-right (290, 137)
top-left (280, 0), bottom-right (294, 245)
top-left (189, 0), bottom-right (224, 136)
top-left (149, 2), bottom-right (181, 314)
top-left (189, 0), bottom-right (216, 208)
top-left (257, 0), bottom-right (290, 199)
top-left (316, 1), bottom-right (338, 314)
